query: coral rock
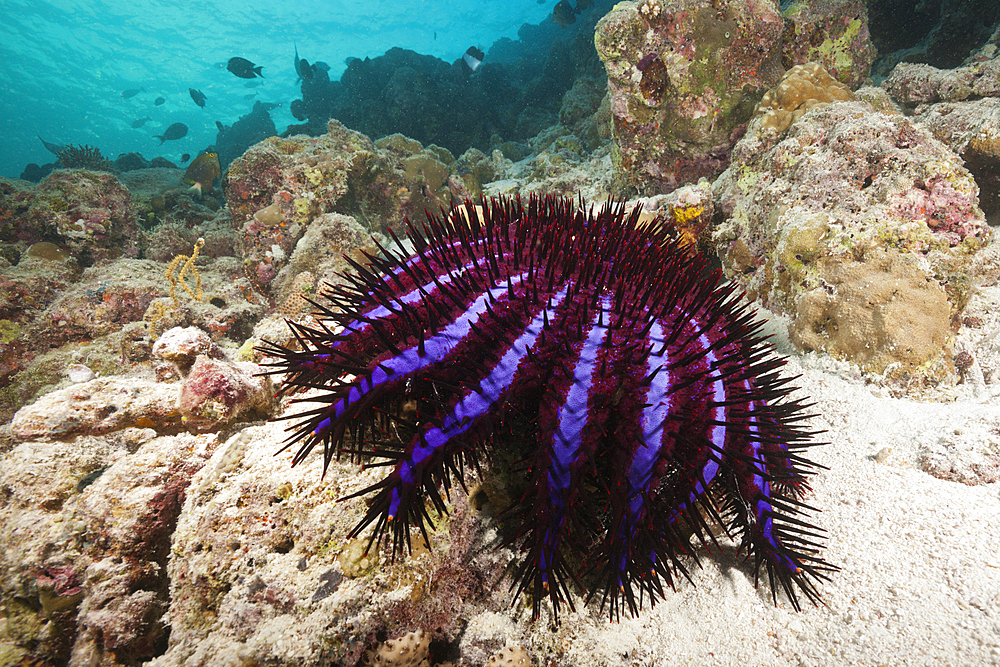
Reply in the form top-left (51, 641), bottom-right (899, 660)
top-left (177, 356), bottom-right (277, 430)
top-left (714, 99), bottom-right (990, 375)
top-left (25, 169), bottom-right (140, 265)
top-left (10, 377), bottom-right (182, 440)
top-left (789, 250), bottom-right (951, 373)
top-left (595, 0), bottom-right (785, 194)
top-left (779, 0), bottom-right (876, 88)
top-left (152, 326), bottom-right (224, 375)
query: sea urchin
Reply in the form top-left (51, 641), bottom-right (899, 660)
top-left (260, 195), bottom-right (834, 621)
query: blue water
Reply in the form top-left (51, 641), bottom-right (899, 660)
top-left (0, 0), bottom-right (570, 178)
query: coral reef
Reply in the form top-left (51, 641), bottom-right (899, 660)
top-left (883, 51), bottom-right (1000, 223)
top-left (289, 40), bottom-right (589, 159)
top-left (882, 58), bottom-right (1000, 108)
top-left (22, 169), bottom-right (141, 266)
top-left (223, 120), bottom-right (469, 295)
top-left (595, 0), bottom-right (785, 195)
top-left (10, 377), bottom-right (183, 439)
top-left (0, 428), bottom-right (220, 665)
top-left (713, 98), bottom-right (990, 376)
top-left (779, 0), bottom-right (875, 87)
top-left (912, 97), bottom-right (1000, 224)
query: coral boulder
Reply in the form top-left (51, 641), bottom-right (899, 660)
top-left (713, 97), bottom-right (990, 377)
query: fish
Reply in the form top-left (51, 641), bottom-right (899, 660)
top-left (552, 0), bottom-right (576, 26)
top-left (38, 136), bottom-right (66, 156)
top-left (131, 116), bottom-right (152, 128)
top-left (183, 152), bottom-right (221, 196)
top-left (243, 93), bottom-right (258, 100)
top-left (154, 96), bottom-right (166, 106)
top-left (313, 61), bottom-right (330, 72)
top-left (154, 122), bottom-right (188, 144)
top-left (189, 88), bottom-right (207, 108)
top-left (257, 101), bottom-right (281, 111)
top-left (121, 87), bottom-right (144, 99)
top-left (227, 57), bottom-right (264, 79)
top-left (463, 46), bottom-right (485, 73)
top-left (575, 0), bottom-right (593, 11)
top-left (181, 153), bottom-right (191, 163)
top-left (244, 80), bottom-right (264, 88)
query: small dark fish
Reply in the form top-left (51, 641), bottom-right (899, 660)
top-left (314, 61), bottom-right (330, 72)
top-left (131, 116), bottom-right (152, 128)
top-left (183, 152), bottom-right (221, 196)
top-left (154, 122), bottom-right (188, 144)
top-left (290, 99), bottom-right (307, 121)
top-left (154, 96), bottom-right (166, 106)
top-left (244, 80), bottom-right (264, 88)
top-left (181, 153), bottom-right (191, 163)
top-left (257, 101), bottom-right (281, 111)
top-left (575, 0), bottom-right (593, 11)
top-left (189, 88), bottom-right (207, 108)
top-left (38, 136), bottom-right (66, 156)
top-left (243, 93), bottom-right (258, 100)
top-left (463, 46), bottom-right (484, 73)
top-left (552, 0), bottom-right (576, 26)
top-left (121, 87), bottom-right (144, 99)
top-left (299, 58), bottom-right (314, 80)
top-left (228, 57), bottom-right (263, 79)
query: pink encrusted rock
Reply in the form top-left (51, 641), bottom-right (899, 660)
top-left (10, 377), bottom-right (183, 440)
top-left (713, 98), bottom-right (990, 376)
top-left (24, 169), bottom-right (140, 266)
top-left (595, 0), bottom-right (786, 194)
top-left (152, 326), bottom-right (224, 375)
top-left (177, 356), bottom-right (277, 430)
top-left (0, 427), bottom-right (220, 666)
top-left (883, 54), bottom-right (1000, 109)
top-left (42, 260), bottom-right (162, 347)
top-left (222, 121), bottom-right (405, 292)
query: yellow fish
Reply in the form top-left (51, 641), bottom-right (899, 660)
top-left (183, 152), bottom-right (221, 196)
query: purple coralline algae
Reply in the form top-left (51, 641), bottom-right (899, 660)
top-left (714, 96), bottom-right (990, 377)
top-left (595, 0), bottom-right (786, 194)
top-left (779, 0), bottom-right (875, 88)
